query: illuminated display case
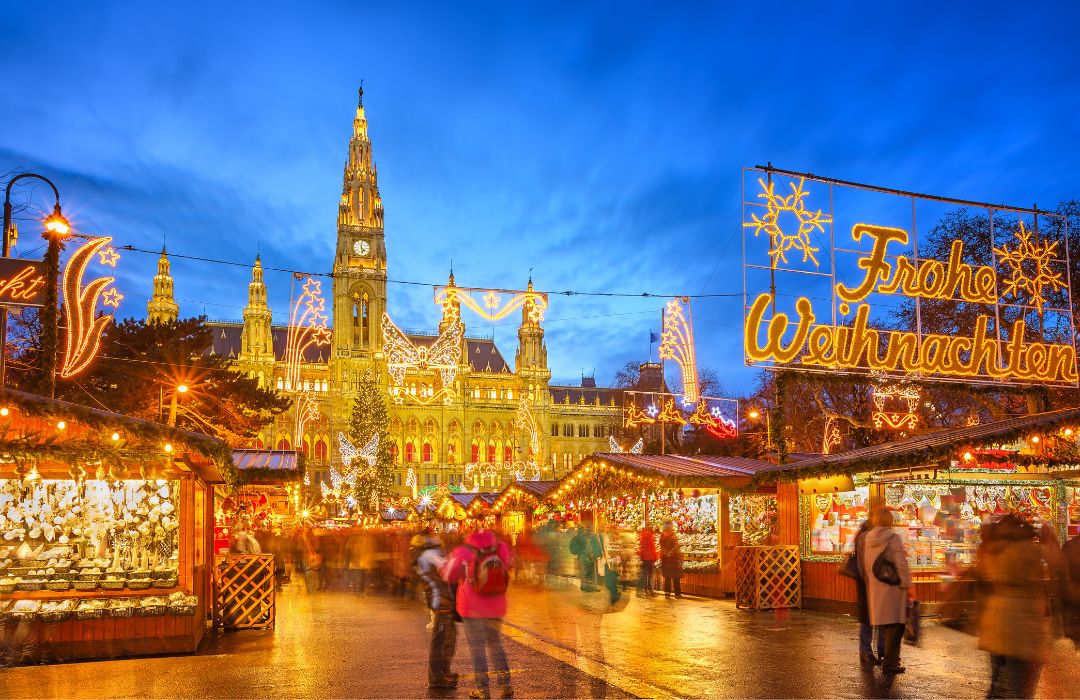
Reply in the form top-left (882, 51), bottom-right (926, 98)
top-left (804, 487), bottom-right (870, 555)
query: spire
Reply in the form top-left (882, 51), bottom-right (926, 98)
top-left (516, 275), bottom-right (548, 378)
top-left (239, 256), bottom-right (275, 373)
top-left (339, 87), bottom-right (382, 228)
top-left (439, 269), bottom-right (462, 333)
top-left (147, 248), bottom-right (179, 324)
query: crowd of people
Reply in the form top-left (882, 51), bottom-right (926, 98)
top-left (847, 507), bottom-right (1080, 699)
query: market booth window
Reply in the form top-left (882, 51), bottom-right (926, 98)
top-left (805, 487), bottom-right (869, 555)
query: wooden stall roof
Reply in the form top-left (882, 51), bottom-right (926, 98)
top-left (0, 387), bottom-right (231, 483)
top-left (231, 449), bottom-right (302, 484)
top-left (752, 407), bottom-right (1080, 484)
top-left (595, 453), bottom-right (776, 479)
top-left (514, 480), bottom-right (559, 500)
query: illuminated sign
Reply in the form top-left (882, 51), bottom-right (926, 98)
top-left (0, 258), bottom-right (47, 308)
top-left (742, 169), bottom-right (1076, 386)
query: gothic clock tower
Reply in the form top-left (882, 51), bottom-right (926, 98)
top-left (332, 87), bottom-right (387, 364)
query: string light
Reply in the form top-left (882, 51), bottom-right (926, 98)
top-left (0, 407), bottom-right (8, 417)
top-left (514, 396), bottom-right (540, 455)
top-left (434, 284), bottom-right (548, 323)
top-left (60, 236), bottom-right (119, 378)
top-left (658, 298), bottom-right (699, 404)
top-left (743, 177), bottom-right (831, 266)
top-left (111, 432), bottom-right (120, 441)
top-left (822, 415), bottom-right (841, 455)
top-left (871, 379), bottom-right (920, 431)
top-left (382, 313), bottom-right (464, 391)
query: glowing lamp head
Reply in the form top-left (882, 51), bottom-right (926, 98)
top-left (748, 410), bottom-right (761, 420)
top-left (0, 407), bottom-right (8, 417)
top-left (111, 432), bottom-right (120, 441)
top-left (1031, 435), bottom-right (1040, 444)
top-left (43, 204), bottom-right (71, 236)
top-left (164, 443), bottom-right (173, 453)
top-left (56, 420), bottom-right (66, 430)
top-left (962, 451), bottom-right (973, 462)
top-left (176, 384), bottom-right (189, 394)
top-left (301, 509), bottom-right (310, 519)
top-left (1065, 428), bottom-right (1074, 437)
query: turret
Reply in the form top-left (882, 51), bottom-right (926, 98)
top-left (238, 256), bottom-right (276, 383)
top-left (337, 86), bottom-right (384, 229)
top-left (515, 277), bottom-right (550, 392)
top-left (146, 247), bottom-right (179, 324)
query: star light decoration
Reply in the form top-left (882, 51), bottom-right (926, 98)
top-left (821, 415), bottom-right (842, 455)
top-left (283, 276), bottom-right (332, 391)
top-left (434, 284), bottom-right (548, 323)
top-left (871, 380), bottom-right (921, 431)
top-left (60, 236), bottom-right (121, 378)
top-left (658, 297), bottom-right (699, 404)
top-left (623, 394), bottom-right (739, 439)
top-left (744, 177), bottom-right (831, 267)
top-left (993, 221), bottom-right (1067, 313)
top-left (382, 313), bottom-right (464, 392)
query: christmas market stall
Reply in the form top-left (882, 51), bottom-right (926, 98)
top-left (214, 449), bottom-right (303, 555)
top-left (491, 480), bottom-right (559, 535)
top-left (750, 408), bottom-right (1080, 613)
top-left (0, 388), bottom-right (231, 663)
top-left (435, 492), bottom-right (500, 529)
top-left (548, 453), bottom-right (777, 597)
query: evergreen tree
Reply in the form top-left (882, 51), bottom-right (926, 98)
top-left (348, 371), bottom-right (394, 512)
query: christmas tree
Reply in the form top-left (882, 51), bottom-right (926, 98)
top-left (349, 370), bottom-right (394, 512)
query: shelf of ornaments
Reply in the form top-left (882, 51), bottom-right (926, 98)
top-left (0, 584), bottom-right (184, 601)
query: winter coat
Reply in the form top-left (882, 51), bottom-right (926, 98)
top-left (637, 529), bottom-right (659, 562)
top-left (858, 526), bottom-right (911, 626)
top-left (977, 535), bottom-right (1049, 661)
top-left (852, 525), bottom-right (870, 624)
top-left (414, 540), bottom-right (452, 613)
top-left (659, 530), bottom-right (683, 577)
top-left (443, 529), bottom-right (513, 619)
top-left (569, 529), bottom-right (603, 578)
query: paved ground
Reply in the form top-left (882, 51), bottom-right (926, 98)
top-left (3, 582), bottom-right (1080, 698)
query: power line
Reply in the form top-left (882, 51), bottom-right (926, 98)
top-left (115, 244), bottom-right (742, 300)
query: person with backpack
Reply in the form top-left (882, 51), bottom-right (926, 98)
top-left (443, 527), bottom-right (514, 699)
top-left (411, 530), bottom-right (458, 690)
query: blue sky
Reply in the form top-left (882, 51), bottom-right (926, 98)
top-left (2, 1), bottom-right (1078, 394)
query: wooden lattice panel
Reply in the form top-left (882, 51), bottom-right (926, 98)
top-left (213, 554), bottom-right (275, 631)
top-left (734, 545), bottom-right (801, 610)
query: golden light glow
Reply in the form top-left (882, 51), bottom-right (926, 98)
top-left (658, 298), bottom-right (699, 404)
top-left (744, 177), bottom-right (831, 266)
top-left (994, 221), bottom-right (1066, 311)
top-left (177, 384), bottom-right (189, 393)
top-left (1064, 428), bottom-right (1074, 437)
top-left (382, 312), bottom-right (463, 390)
top-left (164, 443), bottom-right (173, 453)
top-left (111, 432), bottom-right (120, 441)
top-left (56, 420), bottom-right (66, 430)
top-left (963, 451), bottom-right (973, 462)
top-left (434, 285), bottom-right (548, 323)
top-left (43, 205), bottom-right (71, 236)
top-left (1031, 435), bottom-right (1040, 444)
top-left (60, 236), bottom-right (118, 378)
top-left (748, 409), bottom-right (761, 420)
top-left (0, 407), bottom-right (8, 417)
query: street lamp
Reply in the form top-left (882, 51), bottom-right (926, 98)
top-left (2, 173), bottom-right (69, 392)
top-left (747, 408), bottom-right (772, 449)
top-left (167, 383), bottom-right (190, 427)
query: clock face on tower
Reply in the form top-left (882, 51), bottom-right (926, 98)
top-left (353, 240), bottom-right (371, 257)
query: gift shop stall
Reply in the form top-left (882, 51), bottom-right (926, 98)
top-left (751, 408), bottom-right (1080, 613)
top-left (213, 449), bottom-right (303, 555)
top-left (549, 453), bottom-right (777, 597)
top-left (0, 388), bottom-right (232, 663)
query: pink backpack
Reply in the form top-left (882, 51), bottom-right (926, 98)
top-left (466, 544), bottom-right (509, 596)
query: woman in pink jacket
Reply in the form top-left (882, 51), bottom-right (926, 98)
top-left (443, 528), bottom-right (514, 699)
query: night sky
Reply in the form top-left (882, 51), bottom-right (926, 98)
top-left (2, 1), bottom-right (1078, 394)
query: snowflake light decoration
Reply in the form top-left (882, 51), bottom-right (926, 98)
top-left (744, 177), bottom-right (831, 267)
top-left (993, 221), bottom-right (1066, 312)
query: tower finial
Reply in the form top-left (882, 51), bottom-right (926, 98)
top-left (358, 80), bottom-right (364, 107)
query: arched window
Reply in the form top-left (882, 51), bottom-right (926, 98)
top-left (361, 292), bottom-right (370, 347)
top-left (314, 440), bottom-right (328, 461)
top-left (252, 437), bottom-right (265, 449)
top-left (551, 423), bottom-right (559, 437)
top-left (389, 443), bottom-right (400, 463)
top-left (447, 443), bottom-right (457, 464)
top-left (503, 445), bottom-right (512, 462)
top-left (300, 439), bottom-right (310, 456)
top-left (487, 443), bottom-right (496, 463)
top-left (471, 442), bottom-right (480, 463)
top-left (276, 438), bottom-right (291, 451)
top-left (563, 453), bottom-right (571, 470)
top-left (405, 442), bottom-right (416, 463)
top-left (422, 442), bottom-right (433, 463)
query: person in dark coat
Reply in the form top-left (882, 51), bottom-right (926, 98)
top-left (412, 531), bottom-right (457, 689)
top-left (659, 521), bottom-right (683, 599)
top-left (852, 520), bottom-right (885, 669)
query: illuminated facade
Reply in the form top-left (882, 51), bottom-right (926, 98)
top-left (151, 90), bottom-right (619, 493)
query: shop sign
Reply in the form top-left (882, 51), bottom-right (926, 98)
top-left (742, 168), bottom-right (1077, 387)
top-left (0, 258), bottom-right (47, 308)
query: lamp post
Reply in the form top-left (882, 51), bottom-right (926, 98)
top-left (747, 408), bottom-right (772, 450)
top-left (2, 173), bottom-right (69, 392)
top-left (167, 383), bottom-right (189, 427)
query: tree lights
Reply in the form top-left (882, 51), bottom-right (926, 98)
top-left (60, 236), bottom-right (121, 379)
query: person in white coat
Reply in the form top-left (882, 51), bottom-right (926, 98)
top-left (858, 507), bottom-right (912, 674)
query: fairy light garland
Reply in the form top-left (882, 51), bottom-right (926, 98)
top-left (551, 460), bottom-right (664, 507)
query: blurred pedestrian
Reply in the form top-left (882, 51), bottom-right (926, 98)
top-left (569, 521), bottom-right (603, 593)
top-left (659, 521), bottom-right (683, 599)
top-left (851, 519), bottom-right (885, 669)
top-left (443, 527), bottom-right (514, 699)
top-left (412, 530), bottom-right (458, 690)
top-left (230, 519), bottom-right (262, 554)
top-left (860, 508), bottom-right (911, 675)
top-left (977, 514), bottom-right (1048, 698)
top-left (1064, 532), bottom-right (1080, 649)
top-left (637, 525), bottom-right (658, 597)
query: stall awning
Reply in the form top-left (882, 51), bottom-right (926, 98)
top-left (752, 407), bottom-right (1080, 484)
top-left (492, 480), bottom-right (558, 512)
top-left (594, 453), bottom-right (776, 479)
top-left (232, 449), bottom-right (302, 484)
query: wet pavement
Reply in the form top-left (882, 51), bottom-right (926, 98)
top-left (2, 581), bottom-right (1079, 699)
